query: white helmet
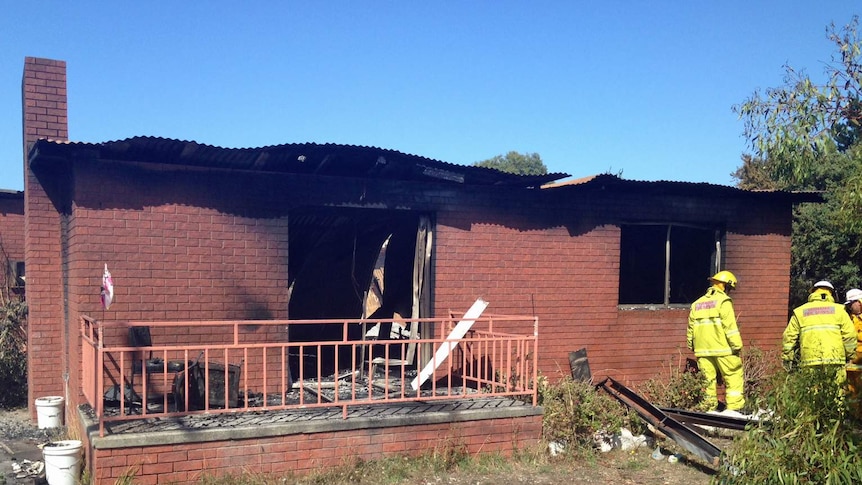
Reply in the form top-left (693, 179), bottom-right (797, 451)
top-left (846, 288), bottom-right (862, 304)
top-left (812, 280), bottom-right (835, 292)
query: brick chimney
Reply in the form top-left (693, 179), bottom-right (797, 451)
top-left (22, 57), bottom-right (69, 417)
top-left (22, 57), bottom-right (68, 158)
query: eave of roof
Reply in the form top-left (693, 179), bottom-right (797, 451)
top-left (0, 189), bottom-right (24, 198)
top-left (542, 173), bottom-right (823, 203)
top-left (29, 137), bottom-right (570, 188)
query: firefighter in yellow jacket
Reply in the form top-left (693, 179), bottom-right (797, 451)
top-left (843, 288), bottom-right (862, 395)
top-left (687, 270), bottom-right (744, 411)
top-left (781, 281), bottom-right (855, 382)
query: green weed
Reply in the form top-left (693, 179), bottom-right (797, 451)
top-left (637, 353), bottom-right (708, 411)
top-left (637, 346), bottom-right (777, 412)
top-left (716, 366), bottom-right (862, 483)
top-left (539, 375), bottom-right (641, 452)
top-left (740, 346), bottom-right (780, 404)
top-left (196, 440), bottom-right (545, 485)
top-left (0, 291), bottom-right (27, 409)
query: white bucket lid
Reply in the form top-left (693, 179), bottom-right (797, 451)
top-left (35, 396), bottom-right (64, 405)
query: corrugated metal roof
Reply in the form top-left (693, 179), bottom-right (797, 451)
top-left (30, 137), bottom-right (569, 188)
top-left (542, 173), bottom-right (823, 202)
top-left (0, 189), bottom-right (24, 198)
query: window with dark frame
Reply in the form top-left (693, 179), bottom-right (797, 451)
top-left (618, 224), bottom-right (722, 306)
top-left (10, 261), bottom-right (24, 287)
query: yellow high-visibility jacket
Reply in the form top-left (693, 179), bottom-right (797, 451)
top-left (782, 291), bottom-right (855, 367)
top-left (848, 313), bottom-right (862, 369)
top-left (687, 286), bottom-right (741, 357)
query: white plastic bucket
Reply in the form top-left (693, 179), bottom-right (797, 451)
top-left (35, 396), bottom-right (65, 429)
top-left (42, 440), bottom-right (83, 485)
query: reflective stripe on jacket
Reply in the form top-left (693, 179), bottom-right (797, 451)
top-left (782, 291), bottom-right (855, 367)
top-left (687, 286), bottom-right (741, 357)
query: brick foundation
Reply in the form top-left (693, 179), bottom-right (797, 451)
top-left (86, 411), bottom-right (542, 484)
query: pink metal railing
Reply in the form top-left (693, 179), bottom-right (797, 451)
top-left (80, 314), bottom-right (538, 437)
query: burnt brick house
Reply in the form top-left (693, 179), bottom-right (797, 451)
top-left (19, 57), bottom-right (818, 482)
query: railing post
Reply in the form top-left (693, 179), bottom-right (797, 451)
top-left (96, 320), bottom-right (105, 436)
top-left (533, 316), bottom-right (539, 406)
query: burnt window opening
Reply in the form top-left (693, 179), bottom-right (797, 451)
top-left (6, 260), bottom-right (24, 288)
top-left (619, 224), bottom-right (722, 306)
top-left (287, 208), bottom-right (432, 376)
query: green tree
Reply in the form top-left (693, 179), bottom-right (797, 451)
top-left (474, 151), bottom-right (548, 175)
top-left (736, 17), bottom-right (862, 186)
top-left (718, 367), bottom-right (862, 483)
top-left (733, 16), bottom-right (862, 300)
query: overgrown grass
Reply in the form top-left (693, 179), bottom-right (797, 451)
top-left (0, 290), bottom-right (27, 409)
top-left (197, 439), bottom-right (552, 485)
top-left (637, 353), bottom-right (708, 410)
top-left (716, 366), bottom-right (862, 483)
top-left (636, 346), bottom-right (779, 412)
top-left (192, 370), bottom-right (704, 484)
top-left (539, 375), bottom-right (644, 453)
top-left (740, 346), bottom-right (781, 405)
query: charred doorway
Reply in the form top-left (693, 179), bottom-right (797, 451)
top-left (287, 207), bottom-right (433, 376)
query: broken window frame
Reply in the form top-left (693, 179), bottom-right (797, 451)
top-left (618, 222), bottom-right (724, 308)
top-left (6, 260), bottom-right (24, 288)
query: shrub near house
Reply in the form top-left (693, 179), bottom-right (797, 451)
top-left (0, 293), bottom-right (27, 408)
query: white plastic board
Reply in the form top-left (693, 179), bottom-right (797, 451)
top-left (410, 298), bottom-right (489, 391)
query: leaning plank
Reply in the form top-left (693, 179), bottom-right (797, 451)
top-left (410, 298), bottom-right (489, 391)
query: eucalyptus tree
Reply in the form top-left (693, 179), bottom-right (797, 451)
top-left (734, 16), bottom-right (862, 301)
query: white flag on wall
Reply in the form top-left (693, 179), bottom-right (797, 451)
top-left (100, 264), bottom-right (114, 310)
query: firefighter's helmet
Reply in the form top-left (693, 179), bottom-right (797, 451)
top-left (811, 280), bottom-right (835, 293)
top-left (709, 271), bottom-right (737, 289)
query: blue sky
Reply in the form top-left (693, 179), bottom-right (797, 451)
top-left (1, 2), bottom-right (859, 191)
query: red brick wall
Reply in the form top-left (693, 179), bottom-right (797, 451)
top-left (22, 57), bottom-right (68, 152)
top-left (68, 163), bottom-right (290, 323)
top-left (89, 415), bottom-right (542, 484)
top-left (0, 193), bottom-right (24, 289)
top-left (67, 162), bottom-right (291, 399)
top-left (593, 202), bottom-right (793, 385)
top-left (723, 200), bottom-right (793, 351)
top-left (434, 189), bottom-right (793, 387)
top-left (23, 57), bottom-right (69, 416)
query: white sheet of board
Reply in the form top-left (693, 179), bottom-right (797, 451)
top-left (410, 298), bottom-right (489, 391)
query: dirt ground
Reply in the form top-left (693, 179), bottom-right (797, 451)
top-left (0, 408), bottom-right (56, 485)
top-left (0, 407), bottom-right (721, 484)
